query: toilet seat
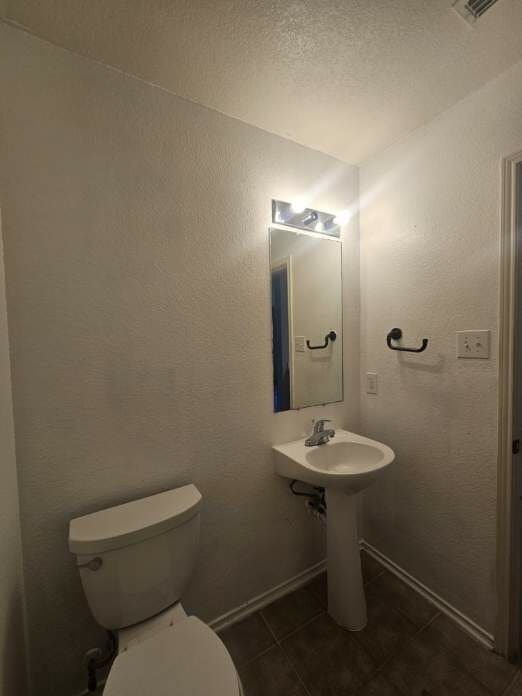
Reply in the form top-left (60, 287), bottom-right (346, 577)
top-left (104, 616), bottom-right (242, 696)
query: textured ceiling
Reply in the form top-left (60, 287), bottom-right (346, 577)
top-left (5, 0), bottom-right (522, 163)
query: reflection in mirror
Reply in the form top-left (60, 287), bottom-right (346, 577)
top-left (270, 227), bottom-right (343, 412)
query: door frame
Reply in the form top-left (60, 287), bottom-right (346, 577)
top-left (496, 150), bottom-right (522, 659)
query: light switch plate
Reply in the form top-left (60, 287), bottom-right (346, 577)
top-left (456, 330), bottom-right (490, 359)
top-left (294, 336), bottom-right (306, 352)
top-left (366, 371), bottom-right (378, 394)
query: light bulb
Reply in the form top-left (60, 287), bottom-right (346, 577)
top-left (333, 209), bottom-right (351, 226)
top-left (291, 198), bottom-right (306, 214)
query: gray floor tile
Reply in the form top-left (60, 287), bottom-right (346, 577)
top-left (261, 586), bottom-right (324, 639)
top-left (380, 629), bottom-right (443, 693)
top-left (356, 673), bottom-right (402, 695)
top-left (219, 612), bottom-right (275, 667)
top-left (419, 650), bottom-right (491, 695)
top-left (282, 613), bottom-right (376, 696)
top-left (354, 592), bottom-right (417, 665)
top-left (239, 645), bottom-right (308, 696)
top-left (367, 571), bottom-right (438, 629)
top-left (382, 632), bottom-right (490, 696)
top-left (218, 570), bottom-right (517, 696)
top-left (505, 673), bottom-right (522, 695)
top-left (420, 614), bottom-right (518, 695)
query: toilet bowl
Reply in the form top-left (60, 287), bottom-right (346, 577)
top-left (68, 484), bottom-right (242, 695)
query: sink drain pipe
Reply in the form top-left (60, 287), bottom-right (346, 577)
top-left (289, 480), bottom-right (326, 520)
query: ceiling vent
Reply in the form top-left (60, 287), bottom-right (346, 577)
top-left (453, 0), bottom-right (501, 24)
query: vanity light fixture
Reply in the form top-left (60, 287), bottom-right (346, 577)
top-left (302, 211), bottom-right (319, 226)
top-left (272, 199), bottom-right (342, 238)
top-left (274, 209), bottom-right (284, 224)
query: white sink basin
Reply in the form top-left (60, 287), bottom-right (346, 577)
top-left (273, 428), bottom-right (395, 632)
top-left (273, 429), bottom-right (394, 494)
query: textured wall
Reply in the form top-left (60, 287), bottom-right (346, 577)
top-left (0, 213), bottom-right (27, 696)
top-left (0, 24), bottom-right (359, 696)
top-left (359, 57), bottom-right (522, 633)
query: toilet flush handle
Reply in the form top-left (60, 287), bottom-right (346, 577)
top-left (77, 557), bottom-right (103, 571)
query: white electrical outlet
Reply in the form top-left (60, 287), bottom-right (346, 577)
top-left (456, 330), bottom-right (490, 359)
top-left (366, 371), bottom-right (378, 394)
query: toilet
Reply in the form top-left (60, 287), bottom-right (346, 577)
top-left (68, 484), bottom-right (242, 695)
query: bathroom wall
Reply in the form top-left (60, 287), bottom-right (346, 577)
top-left (0, 213), bottom-right (27, 696)
top-left (359, 56), bottom-right (522, 633)
top-left (0, 24), bottom-right (359, 696)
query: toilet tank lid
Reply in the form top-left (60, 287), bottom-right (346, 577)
top-left (69, 484), bottom-right (202, 555)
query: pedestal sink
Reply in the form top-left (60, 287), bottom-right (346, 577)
top-left (273, 429), bottom-right (395, 631)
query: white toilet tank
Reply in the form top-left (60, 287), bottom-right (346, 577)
top-left (69, 485), bottom-right (202, 630)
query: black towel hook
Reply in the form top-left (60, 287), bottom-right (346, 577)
top-left (307, 330), bottom-right (337, 350)
top-left (386, 328), bottom-right (428, 353)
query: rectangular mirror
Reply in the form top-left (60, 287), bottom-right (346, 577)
top-left (269, 226), bottom-right (343, 412)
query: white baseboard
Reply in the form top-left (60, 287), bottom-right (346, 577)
top-left (360, 539), bottom-right (494, 650)
top-left (209, 560), bottom-right (327, 633)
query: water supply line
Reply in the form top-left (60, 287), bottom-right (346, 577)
top-left (85, 631), bottom-right (117, 692)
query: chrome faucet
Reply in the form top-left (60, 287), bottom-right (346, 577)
top-left (305, 419), bottom-right (335, 447)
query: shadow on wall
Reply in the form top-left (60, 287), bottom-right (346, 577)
top-left (1, 585), bottom-right (27, 696)
top-left (396, 351), bottom-right (446, 373)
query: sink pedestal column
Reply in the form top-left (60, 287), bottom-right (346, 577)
top-left (326, 489), bottom-right (367, 631)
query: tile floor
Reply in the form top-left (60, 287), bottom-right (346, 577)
top-left (219, 552), bottom-right (521, 696)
